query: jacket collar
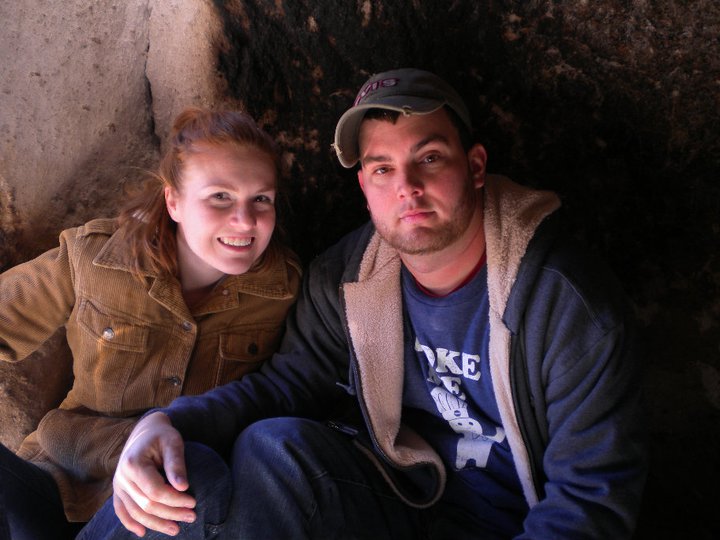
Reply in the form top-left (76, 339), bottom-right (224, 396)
top-left (482, 175), bottom-right (561, 323)
top-left (92, 226), bottom-right (297, 311)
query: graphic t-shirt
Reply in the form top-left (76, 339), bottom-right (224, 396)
top-left (401, 263), bottom-right (528, 537)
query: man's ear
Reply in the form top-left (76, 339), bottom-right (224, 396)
top-left (468, 144), bottom-right (488, 188)
top-left (357, 168), bottom-right (366, 194)
top-left (165, 186), bottom-right (180, 222)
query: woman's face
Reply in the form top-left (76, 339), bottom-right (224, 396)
top-left (165, 142), bottom-right (277, 291)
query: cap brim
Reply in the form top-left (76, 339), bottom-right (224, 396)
top-left (333, 96), bottom-right (445, 168)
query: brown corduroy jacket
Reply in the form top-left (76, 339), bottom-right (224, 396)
top-left (0, 218), bottom-right (301, 521)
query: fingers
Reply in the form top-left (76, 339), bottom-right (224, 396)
top-left (113, 484), bottom-right (189, 537)
top-left (113, 461), bottom-right (197, 535)
top-left (160, 437), bottom-right (189, 493)
top-left (113, 491), bottom-right (147, 538)
top-left (129, 431), bottom-right (196, 510)
top-left (128, 459), bottom-right (196, 513)
top-left (111, 412), bottom-right (198, 535)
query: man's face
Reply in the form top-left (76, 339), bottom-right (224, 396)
top-left (356, 109), bottom-right (487, 256)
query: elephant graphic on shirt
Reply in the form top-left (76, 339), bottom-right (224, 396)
top-left (431, 386), bottom-right (506, 469)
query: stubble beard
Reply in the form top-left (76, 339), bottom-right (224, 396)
top-left (371, 179), bottom-right (479, 256)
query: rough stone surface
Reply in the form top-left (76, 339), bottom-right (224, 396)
top-left (0, 0), bottom-right (155, 266)
top-left (1, 0), bottom-right (718, 536)
top-left (146, 0), bottom-right (230, 147)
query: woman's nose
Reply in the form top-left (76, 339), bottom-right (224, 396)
top-left (230, 204), bottom-right (256, 228)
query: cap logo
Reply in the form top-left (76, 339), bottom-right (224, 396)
top-left (353, 77), bottom-right (399, 106)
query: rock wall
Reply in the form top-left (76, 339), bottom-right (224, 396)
top-left (1, 0), bottom-right (718, 537)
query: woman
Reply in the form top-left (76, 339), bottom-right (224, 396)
top-left (0, 107), bottom-right (301, 539)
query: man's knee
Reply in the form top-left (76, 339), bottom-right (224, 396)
top-left (232, 417), bottom-right (324, 459)
top-left (183, 441), bottom-right (231, 503)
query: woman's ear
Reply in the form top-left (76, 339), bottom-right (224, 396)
top-left (468, 144), bottom-right (488, 188)
top-left (165, 186), bottom-right (180, 222)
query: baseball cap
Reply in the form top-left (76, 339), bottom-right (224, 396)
top-left (333, 68), bottom-right (472, 168)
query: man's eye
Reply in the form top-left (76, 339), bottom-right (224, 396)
top-left (423, 154), bottom-right (439, 164)
top-left (254, 194), bottom-right (274, 204)
top-left (374, 166), bottom-right (388, 175)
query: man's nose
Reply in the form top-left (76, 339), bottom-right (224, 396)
top-left (396, 167), bottom-right (424, 198)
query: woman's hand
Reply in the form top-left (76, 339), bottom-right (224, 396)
top-left (112, 412), bottom-right (197, 537)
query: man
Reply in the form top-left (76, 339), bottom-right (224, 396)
top-left (81, 68), bottom-right (647, 539)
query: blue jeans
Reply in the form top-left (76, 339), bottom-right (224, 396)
top-left (221, 417), bottom-right (422, 539)
top-left (221, 417), bottom-right (497, 539)
top-left (0, 442), bottom-right (85, 540)
top-left (82, 418), bottom-right (501, 539)
top-left (78, 441), bottom-right (230, 540)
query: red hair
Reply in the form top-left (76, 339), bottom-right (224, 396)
top-left (118, 107), bottom-right (283, 279)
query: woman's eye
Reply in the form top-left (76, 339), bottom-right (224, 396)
top-left (208, 193), bottom-right (232, 206)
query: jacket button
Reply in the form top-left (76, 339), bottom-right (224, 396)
top-left (167, 376), bottom-right (182, 386)
top-left (247, 342), bottom-right (259, 355)
top-left (181, 321), bottom-right (193, 331)
top-left (102, 327), bottom-right (115, 340)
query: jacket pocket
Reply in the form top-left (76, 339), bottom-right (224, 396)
top-left (214, 326), bottom-right (283, 386)
top-left (73, 299), bottom-right (150, 413)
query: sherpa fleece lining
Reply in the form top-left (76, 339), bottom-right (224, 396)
top-left (484, 175), bottom-right (560, 506)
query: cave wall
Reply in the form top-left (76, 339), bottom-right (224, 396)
top-left (1, 1), bottom-right (718, 537)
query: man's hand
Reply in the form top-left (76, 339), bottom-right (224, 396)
top-left (112, 412), bottom-right (197, 537)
